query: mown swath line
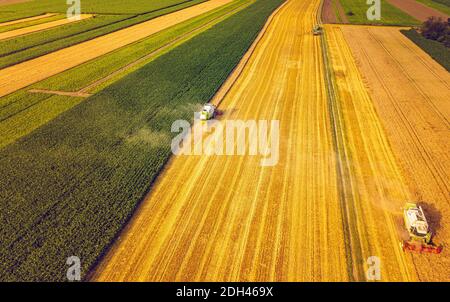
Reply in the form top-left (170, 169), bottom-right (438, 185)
top-left (318, 20), bottom-right (365, 280)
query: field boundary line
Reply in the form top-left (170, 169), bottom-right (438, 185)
top-left (28, 88), bottom-right (92, 97)
top-left (209, 0), bottom-right (289, 107)
top-left (318, 1), bottom-right (366, 280)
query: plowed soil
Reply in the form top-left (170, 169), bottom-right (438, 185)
top-left (387, 0), bottom-right (448, 21)
top-left (322, 0), bottom-right (348, 23)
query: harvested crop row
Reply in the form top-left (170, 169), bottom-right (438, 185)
top-left (0, 0), bottom-right (284, 281)
top-left (0, 14), bottom-right (93, 40)
top-left (337, 24), bottom-right (450, 281)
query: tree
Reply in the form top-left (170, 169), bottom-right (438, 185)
top-left (421, 17), bottom-right (450, 48)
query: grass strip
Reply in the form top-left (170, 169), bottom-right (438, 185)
top-left (401, 28), bottom-right (450, 71)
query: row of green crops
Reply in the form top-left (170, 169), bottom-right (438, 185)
top-left (0, 0), bottom-right (285, 281)
top-left (0, 0), bottom-right (206, 69)
top-left (338, 0), bottom-right (420, 25)
top-left (0, 0), bottom-right (251, 149)
top-left (0, 0), bottom-right (193, 21)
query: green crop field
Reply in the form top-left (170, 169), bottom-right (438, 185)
top-left (0, 0), bottom-right (285, 281)
top-left (338, 0), bottom-right (420, 25)
top-left (0, 0), bottom-right (193, 21)
top-left (416, 0), bottom-right (450, 16)
top-left (0, 0), bottom-right (206, 69)
top-left (0, 0), bottom-right (251, 149)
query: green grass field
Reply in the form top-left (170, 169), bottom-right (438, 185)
top-left (0, 0), bottom-right (206, 69)
top-left (0, 0), bottom-right (284, 281)
top-left (338, 0), bottom-right (420, 25)
top-left (0, 0), bottom-right (251, 149)
top-left (402, 29), bottom-right (450, 71)
top-left (416, 0), bottom-right (450, 16)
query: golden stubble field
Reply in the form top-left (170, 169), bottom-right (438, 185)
top-left (333, 24), bottom-right (449, 281)
top-left (92, 0), bottom-right (450, 281)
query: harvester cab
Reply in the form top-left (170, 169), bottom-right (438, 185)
top-left (313, 25), bottom-right (323, 36)
top-left (401, 203), bottom-right (443, 254)
top-left (200, 103), bottom-right (217, 121)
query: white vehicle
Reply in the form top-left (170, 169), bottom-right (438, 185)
top-left (200, 103), bottom-right (216, 120)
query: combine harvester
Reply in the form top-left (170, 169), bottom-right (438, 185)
top-left (312, 25), bottom-right (323, 36)
top-left (401, 203), bottom-right (443, 254)
top-left (200, 103), bottom-right (218, 121)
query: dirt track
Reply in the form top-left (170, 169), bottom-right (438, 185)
top-left (322, 0), bottom-right (348, 24)
top-left (0, 0), bottom-right (232, 98)
top-left (92, 0), bottom-right (436, 281)
top-left (0, 14), bottom-right (93, 40)
top-left (338, 25), bottom-right (450, 281)
top-left (387, 0), bottom-right (448, 21)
